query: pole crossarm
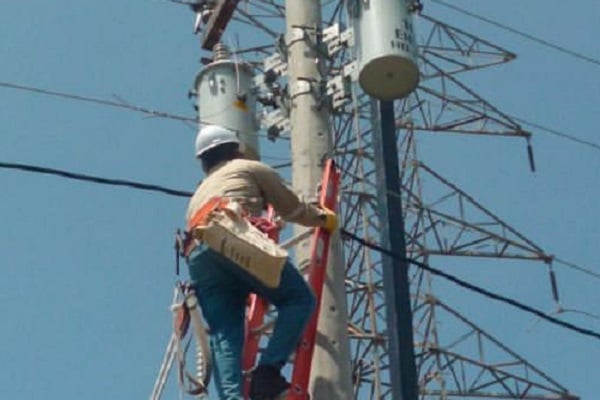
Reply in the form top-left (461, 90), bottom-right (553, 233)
top-left (202, 0), bottom-right (242, 50)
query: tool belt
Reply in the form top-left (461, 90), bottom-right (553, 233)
top-left (185, 197), bottom-right (288, 288)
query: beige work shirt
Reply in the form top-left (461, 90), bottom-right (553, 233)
top-left (186, 158), bottom-right (324, 227)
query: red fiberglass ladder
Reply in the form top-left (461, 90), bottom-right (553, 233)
top-left (242, 159), bottom-right (340, 400)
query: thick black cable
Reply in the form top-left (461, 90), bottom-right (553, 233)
top-left (340, 229), bottom-right (600, 342)
top-left (0, 162), bottom-right (193, 198)
top-left (431, 0), bottom-right (600, 68)
top-left (2, 159), bottom-right (600, 341)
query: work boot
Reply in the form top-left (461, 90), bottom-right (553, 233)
top-left (249, 364), bottom-right (290, 400)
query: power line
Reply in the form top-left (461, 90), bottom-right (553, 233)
top-left (2, 159), bottom-right (599, 341)
top-left (0, 161), bottom-right (193, 198)
top-left (430, 0), bottom-right (600, 68)
top-left (0, 81), bottom-right (197, 124)
top-left (513, 115), bottom-right (600, 153)
top-left (340, 229), bottom-right (600, 342)
top-left (165, 0), bottom-right (197, 6)
top-left (3, 79), bottom-right (596, 153)
top-left (0, 80), bottom-right (291, 141)
top-left (554, 257), bottom-right (600, 281)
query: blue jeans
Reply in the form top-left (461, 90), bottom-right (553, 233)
top-left (187, 245), bottom-right (316, 400)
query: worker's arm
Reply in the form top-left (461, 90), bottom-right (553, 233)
top-left (250, 162), bottom-right (329, 228)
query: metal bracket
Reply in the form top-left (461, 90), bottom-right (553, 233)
top-left (264, 52), bottom-right (288, 80)
top-left (325, 61), bottom-right (358, 112)
top-left (326, 75), bottom-right (349, 111)
top-left (253, 45), bottom-right (288, 90)
top-left (190, 1), bottom-right (216, 34)
top-left (343, 60), bottom-right (358, 81)
top-left (293, 78), bottom-right (314, 98)
top-left (261, 108), bottom-right (291, 141)
top-left (288, 26), bottom-right (307, 45)
top-left (322, 24), bottom-right (354, 57)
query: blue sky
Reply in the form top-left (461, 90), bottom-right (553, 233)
top-left (1, 1), bottom-right (599, 399)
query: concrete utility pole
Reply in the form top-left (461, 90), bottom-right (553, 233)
top-left (285, 1), bottom-right (354, 398)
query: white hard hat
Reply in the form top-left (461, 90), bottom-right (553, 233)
top-left (195, 125), bottom-right (241, 158)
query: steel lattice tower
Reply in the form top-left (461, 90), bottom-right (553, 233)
top-left (183, 1), bottom-right (579, 399)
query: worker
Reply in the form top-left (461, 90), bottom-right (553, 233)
top-left (184, 125), bottom-right (338, 400)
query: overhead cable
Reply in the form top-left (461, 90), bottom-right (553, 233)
top-left (165, 0), bottom-right (196, 5)
top-left (2, 159), bottom-right (600, 341)
top-left (431, 0), bottom-right (600, 68)
top-left (0, 80), bottom-right (291, 141)
top-left (0, 161), bottom-right (193, 198)
top-left (512, 116), bottom-right (600, 153)
top-left (339, 229), bottom-right (600, 342)
top-left (1, 79), bottom-right (595, 151)
top-left (0, 81), bottom-right (197, 124)
top-left (554, 257), bottom-right (600, 281)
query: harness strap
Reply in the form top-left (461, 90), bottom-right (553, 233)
top-left (175, 197), bottom-right (227, 259)
top-left (187, 197), bottom-right (231, 231)
top-left (181, 197), bottom-right (281, 259)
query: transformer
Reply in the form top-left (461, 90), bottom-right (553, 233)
top-left (194, 44), bottom-right (260, 160)
top-left (349, 0), bottom-right (420, 100)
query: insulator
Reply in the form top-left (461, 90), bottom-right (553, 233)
top-left (201, 9), bottom-right (212, 24)
top-left (212, 43), bottom-right (231, 62)
top-left (527, 140), bottom-right (536, 172)
top-left (193, 12), bottom-right (203, 34)
top-left (549, 268), bottom-right (560, 303)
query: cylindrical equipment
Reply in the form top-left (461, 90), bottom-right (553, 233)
top-left (194, 44), bottom-right (260, 160)
top-left (349, 0), bottom-right (420, 100)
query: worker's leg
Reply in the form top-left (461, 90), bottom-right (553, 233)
top-left (252, 259), bottom-right (316, 367)
top-left (187, 246), bottom-right (249, 400)
top-left (246, 259), bottom-right (316, 398)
